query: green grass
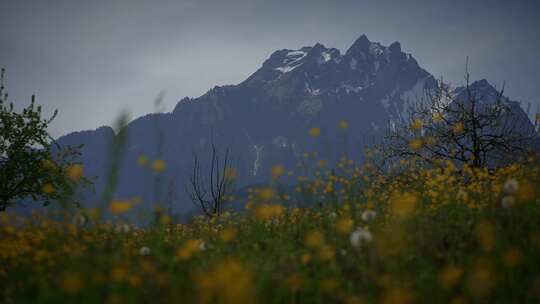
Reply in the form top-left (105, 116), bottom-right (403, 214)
top-left (1, 159), bottom-right (540, 303)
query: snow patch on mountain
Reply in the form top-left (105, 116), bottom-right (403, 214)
top-left (322, 51), bottom-right (332, 63)
top-left (371, 122), bottom-right (380, 132)
top-left (350, 58), bottom-right (357, 70)
top-left (380, 95), bottom-right (391, 109)
top-left (276, 64), bottom-right (303, 73)
top-left (369, 43), bottom-right (384, 56)
top-left (297, 98), bottom-right (323, 115)
top-left (341, 84), bottom-right (363, 94)
top-left (305, 82), bottom-right (321, 95)
top-left (391, 76), bottom-right (440, 121)
top-left (275, 50), bottom-right (307, 73)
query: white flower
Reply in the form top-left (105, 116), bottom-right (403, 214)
top-left (503, 179), bottom-right (519, 194)
top-left (329, 212), bottom-right (337, 219)
top-left (349, 227), bottom-right (373, 249)
top-left (139, 246), bottom-right (150, 256)
top-left (501, 196), bottom-right (516, 208)
top-left (361, 210), bottom-right (377, 222)
top-left (72, 215), bottom-right (86, 226)
top-left (114, 223), bottom-right (131, 233)
top-left (199, 241), bottom-right (207, 251)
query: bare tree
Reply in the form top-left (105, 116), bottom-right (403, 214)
top-left (382, 68), bottom-right (539, 169)
top-left (187, 141), bottom-right (236, 218)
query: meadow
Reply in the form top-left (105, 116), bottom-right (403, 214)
top-left (1, 148), bottom-right (539, 304)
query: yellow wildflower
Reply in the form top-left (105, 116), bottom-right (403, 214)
top-left (309, 127), bottom-right (321, 137)
top-left (433, 112), bottom-right (444, 123)
top-left (390, 192), bottom-right (418, 219)
top-left (58, 272), bottom-right (85, 294)
top-left (335, 217), bottom-right (354, 234)
top-left (381, 287), bottom-right (415, 304)
top-left (219, 227), bottom-right (237, 243)
top-left (317, 159), bottom-right (328, 167)
top-left (317, 245), bottom-right (335, 261)
top-left (224, 167), bottom-right (237, 181)
top-left (304, 230), bottom-right (325, 248)
top-left (109, 200), bottom-right (132, 214)
top-left (176, 239), bottom-right (203, 260)
top-left (439, 266), bottom-right (463, 289)
top-left (502, 248), bottom-right (522, 268)
top-left (195, 259), bottom-right (254, 304)
top-left (410, 119), bottom-right (423, 131)
top-left (255, 204), bottom-right (284, 220)
top-left (301, 253), bottom-right (311, 265)
top-left (152, 159), bottom-right (166, 173)
top-left (110, 265), bottom-right (129, 282)
top-left (271, 164), bottom-right (285, 179)
top-left (41, 159), bottom-right (56, 170)
top-left (137, 154), bottom-right (148, 167)
top-left (452, 122), bottom-right (464, 134)
top-left (475, 221), bottom-right (495, 252)
top-left (66, 164), bottom-right (83, 181)
top-left (286, 273), bottom-right (304, 292)
top-left (42, 183), bottom-right (55, 194)
top-left (257, 187), bottom-right (275, 201)
top-left (408, 138), bottom-right (423, 151)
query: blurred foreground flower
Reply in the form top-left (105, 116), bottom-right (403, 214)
top-left (390, 192), bottom-right (418, 219)
top-left (139, 246), bottom-right (150, 256)
top-left (71, 214), bottom-right (86, 226)
top-left (271, 164), bottom-right (285, 179)
top-left (503, 179), bottom-right (519, 194)
top-left (439, 266), bottom-right (463, 289)
top-left (66, 164), bottom-right (83, 181)
top-left (501, 196), bottom-right (516, 208)
top-left (42, 183), bottom-right (55, 194)
top-left (309, 127), bottom-right (321, 137)
top-left (59, 272), bottom-right (85, 295)
top-left (195, 259), bottom-right (254, 304)
top-left (410, 119), bottom-right (423, 131)
top-left (408, 139), bottom-right (423, 151)
top-left (177, 239), bottom-right (203, 260)
top-left (136, 154), bottom-right (148, 167)
top-left (257, 187), bottom-right (275, 201)
top-left (109, 200), bottom-right (133, 214)
top-left (152, 159), bottom-right (166, 173)
top-left (432, 112), bottom-right (444, 123)
top-left (114, 224), bottom-right (131, 233)
top-left (349, 227), bottom-right (372, 249)
top-left (361, 209), bottom-right (377, 222)
top-left (255, 204), bottom-right (284, 221)
top-left (219, 227), bottom-right (237, 243)
top-left (305, 230), bottom-right (325, 248)
top-left (452, 122), bottom-right (464, 134)
top-left (224, 167), bottom-right (237, 181)
top-left (335, 217), bottom-right (354, 234)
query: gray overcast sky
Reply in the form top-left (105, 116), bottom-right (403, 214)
top-left (1, 0), bottom-right (539, 137)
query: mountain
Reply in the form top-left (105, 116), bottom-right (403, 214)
top-left (54, 35), bottom-right (536, 218)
